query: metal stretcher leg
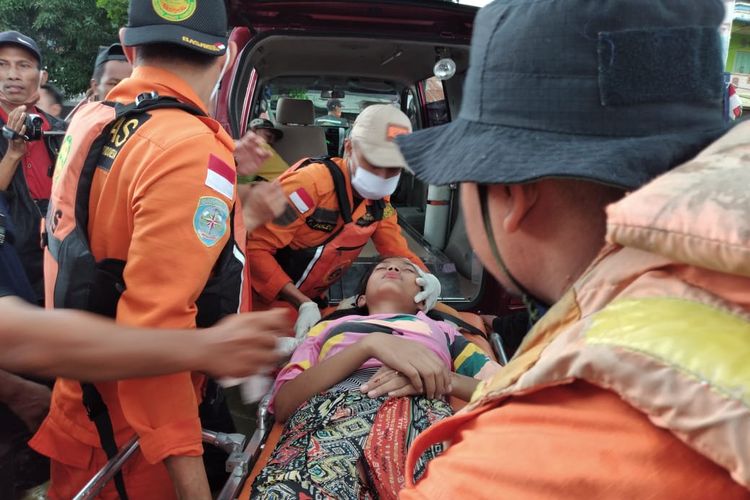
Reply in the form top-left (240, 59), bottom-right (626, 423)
top-left (216, 394), bottom-right (274, 500)
top-left (72, 430), bottom-right (248, 500)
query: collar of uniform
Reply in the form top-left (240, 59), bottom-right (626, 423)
top-left (110, 66), bottom-right (234, 152)
top-left (111, 65), bottom-right (208, 115)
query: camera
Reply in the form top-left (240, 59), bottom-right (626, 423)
top-left (24, 113), bottom-right (44, 141)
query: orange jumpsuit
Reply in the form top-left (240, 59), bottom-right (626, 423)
top-left (30, 66), bottom-right (242, 499)
top-left (247, 157), bottom-right (424, 304)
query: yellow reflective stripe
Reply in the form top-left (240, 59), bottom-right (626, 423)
top-left (586, 297), bottom-right (750, 405)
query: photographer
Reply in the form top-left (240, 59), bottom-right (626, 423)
top-left (0, 31), bottom-right (66, 304)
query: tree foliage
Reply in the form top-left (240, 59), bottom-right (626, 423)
top-left (0, 0), bottom-right (120, 96)
top-left (96, 0), bottom-right (129, 27)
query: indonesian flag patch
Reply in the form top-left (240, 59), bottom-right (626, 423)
top-left (289, 188), bottom-right (313, 214)
top-left (205, 154), bottom-right (236, 199)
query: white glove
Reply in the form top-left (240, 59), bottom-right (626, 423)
top-left (219, 336), bottom-right (302, 403)
top-left (415, 269), bottom-right (441, 312)
top-left (294, 301), bottom-right (321, 339)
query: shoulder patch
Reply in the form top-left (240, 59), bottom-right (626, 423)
top-left (193, 196), bottom-right (229, 247)
top-left (306, 207), bottom-right (339, 233)
top-left (289, 188), bottom-right (314, 214)
top-left (98, 113), bottom-right (152, 172)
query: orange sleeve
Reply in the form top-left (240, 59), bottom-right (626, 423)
top-left (400, 381), bottom-right (747, 499)
top-left (246, 167), bottom-right (323, 303)
top-left (116, 134), bottom-right (235, 464)
top-left (371, 204), bottom-right (426, 271)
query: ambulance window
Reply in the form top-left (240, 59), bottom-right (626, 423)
top-left (403, 88), bottom-right (420, 130)
top-left (420, 76), bottom-right (450, 127)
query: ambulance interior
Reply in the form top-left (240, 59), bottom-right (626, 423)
top-left (227, 32), bottom-right (500, 311)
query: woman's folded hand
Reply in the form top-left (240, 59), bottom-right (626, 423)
top-left (362, 334), bottom-right (451, 399)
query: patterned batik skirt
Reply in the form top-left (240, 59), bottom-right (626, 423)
top-left (250, 389), bottom-right (453, 500)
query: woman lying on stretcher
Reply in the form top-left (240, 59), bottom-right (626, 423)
top-left (251, 256), bottom-right (501, 499)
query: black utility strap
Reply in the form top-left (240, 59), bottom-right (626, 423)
top-left (300, 157), bottom-right (353, 224)
top-left (81, 382), bottom-right (128, 499)
top-left (429, 309), bottom-right (489, 340)
top-left (320, 158), bottom-right (353, 224)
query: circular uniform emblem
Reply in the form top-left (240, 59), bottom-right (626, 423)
top-left (193, 196), bottom-right (229, 247)
top-left (152, 0), bottom-right (196, 22)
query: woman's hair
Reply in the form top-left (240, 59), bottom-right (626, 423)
top-left (321, 257), bottom-right (424, 322)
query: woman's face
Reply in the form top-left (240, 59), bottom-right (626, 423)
top-left (360, 257), bottom-right (423, 313)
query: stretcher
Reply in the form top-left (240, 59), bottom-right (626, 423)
top-left (235, 307), bottom-right (507, 498)
top-left (73, 308), bottom-right (509, 499)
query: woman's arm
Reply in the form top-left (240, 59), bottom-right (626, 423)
top-left (273, 338), bottom-right (371, 422)
top-left (0, 296), bottom-right (290, 380)
top-left (274, 333), bottom-right (452, 422)
top-left (450, 372), bottom-right (480, 401)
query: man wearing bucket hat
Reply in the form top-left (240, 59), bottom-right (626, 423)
top-left (247, 104), bottom-right (441, 339)
top-left (27, 0), bottom-right (265, 498)
top-left (394, 0), bottom-right (750, 496)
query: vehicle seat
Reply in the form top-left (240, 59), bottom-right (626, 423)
top-left (272, 98), bottom-right (328, 165)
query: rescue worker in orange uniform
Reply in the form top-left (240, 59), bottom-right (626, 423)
top-left (246, 104), bottom-right (442, 338)
top-left (391, 0), bottom-right (750, 497)
top-left (28, 1), bottom-right (264, 498)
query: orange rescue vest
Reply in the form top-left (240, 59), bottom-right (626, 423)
top-left (274, 157), bottom-right (386, 299)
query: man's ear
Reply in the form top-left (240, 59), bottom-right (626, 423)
top-left (39, 70), bottom-right (48, 86)
top-left (119, 29), bottom-right (136, 64)
top-left (343, 138), bottom-right (352, 156)
top-left (498, 183), bottom-right (538, 233)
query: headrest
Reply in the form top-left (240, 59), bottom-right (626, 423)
top-left (606, 122), bottom-right (750, 279)
top-left (276, 98), bottom-right (315, 125)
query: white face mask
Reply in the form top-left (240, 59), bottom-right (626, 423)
top-left (350, 154), bottom-right (401, 200)
top-left (209, 45), bottom-right (231, 115)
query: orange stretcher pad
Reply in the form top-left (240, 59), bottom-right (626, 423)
top-left (237, 305), bottom-right (497, 498)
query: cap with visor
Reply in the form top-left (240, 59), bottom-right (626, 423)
top-left (0, 31), bottom-right (42, 65)
top-left (250, 118), bottom-right (284, 141)
top-left (94, 43), bottom-right (127, 69)
top-left (122, 0), bottom-right (228, 55)
top-left (350, 104), bottom-right (412, 169)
